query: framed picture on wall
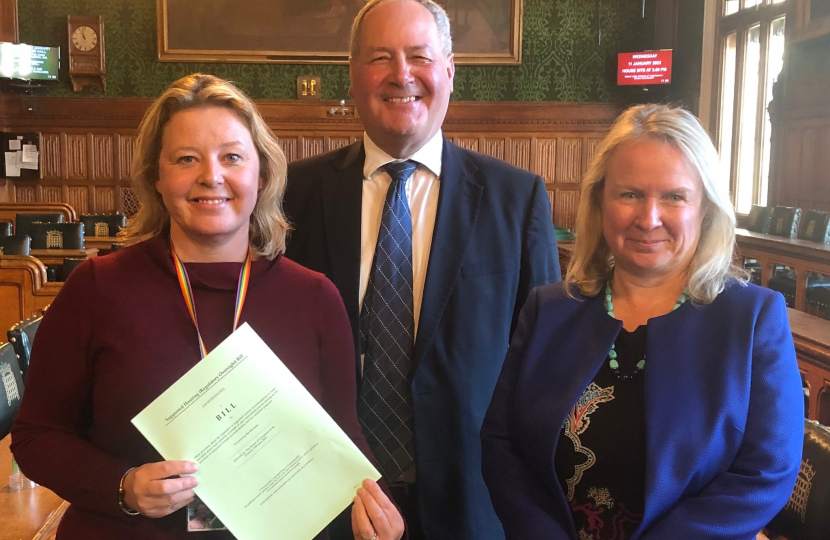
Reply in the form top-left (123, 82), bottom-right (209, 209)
top-left (156, 0), bottom-right (522, 64)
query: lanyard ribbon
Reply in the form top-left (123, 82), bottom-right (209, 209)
top-left (171, 243), bottom-right (252, 358)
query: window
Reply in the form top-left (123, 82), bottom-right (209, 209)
top-left (714, 0), bottom-right (788, 214)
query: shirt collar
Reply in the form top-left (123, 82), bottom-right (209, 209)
top-left (363, 130), bottom-right (444, 180)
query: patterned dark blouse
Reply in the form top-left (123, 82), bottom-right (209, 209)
top-left (553, 325), bottom-right (648, 540)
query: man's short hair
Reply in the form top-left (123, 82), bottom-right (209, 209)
top-left (349, 0), bottom-right (453, 58)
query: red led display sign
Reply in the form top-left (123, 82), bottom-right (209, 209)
top-left (617, 50), bottom-right (672, 86)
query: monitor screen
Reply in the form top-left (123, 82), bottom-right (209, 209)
top-left (617, 50), bottom-right (672, 86)
top-left (0, 42), bottom-right (59, 81)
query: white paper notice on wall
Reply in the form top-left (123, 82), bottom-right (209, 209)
top-left (21, 145), bottom-right (38, 164)
top-left (20, 154), bottom-right (39, 170)
top-left (8, 140), bottom-right (21, 150)
top-left (5, 152), bottom-right (21, 177)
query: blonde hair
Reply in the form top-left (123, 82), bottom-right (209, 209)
top-left (120, 73), bottom-right (289, 259)
top-left (565, 103), bottom-right (747, 304)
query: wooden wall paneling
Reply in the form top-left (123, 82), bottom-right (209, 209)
top-left (1, 98), bottom-right (622, 224)
top-left (41, 134), bottom-right (62, 179)
top-left (804, 128), bottom-right (819, 211)
top-left (328, 136), bottom-right (352, 152)
top-left (121, 187), bottom-right (140, 217)
top-left (583, 137), bottom-right (602, 173)
top-left (479, 138), bottom-right (505, 160)
top-left (91, 134), bottom-right (114, 183)
top-left (41, 186), bottom-right (62, 203)
top-left (117, 134), bottom-right (136, 181)
top-left (67, 186), bottom-right (89, 214)
top-left (535, 138), bottom-right (557, 184)
top-left (0, 0), bottom-right (18, 43)
top-left (65, 134), bottom-right (88, 180)
top-left (556, 138), bottom-right (583, 184)
top-left (553, 189), bottom-right (580, 230)
top-left (94, 186), bottom-right (117, 214)
top-left (301, 137), bottom-right (325, 160)
top-left (277, 137), bottom-right (299, 162)
top-left (14, 185), bottom-right (36, 202)
top-left (508, 138), bottom-right (532, 172)
top-left (453, 137), bottom-right (479, 152)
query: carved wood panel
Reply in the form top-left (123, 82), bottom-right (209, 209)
top-left (482, 138), bottom-right (505, 160)
top-left (67, 186), bottom-right (89, 214)
top-left (536, 139), bottom-right (557, 184)
top-left (556, 138), bottom-right (583, 183)
top-left (14, 185), bottom-right (36, 202)
top-left (65, 135), bottom-right (88, 180)
top-left (454, 138), bottom-right (479, 152)
top-left (94, 186), bottom-right (117, 214)
top-left (509, 139), bottom-right (531, 172)
top-left (328, 137), bottom-right (352, 152)
top-left (91, 135), bottom-right (114, 181)
top-left (552, 189), bottom-right (580, 229)
top-left (302, 137), bottom-right (325, 159)
top-left (41, 134), bottom-right (62, 179)
top-left (42, 186), bottom-right (62, 203)
top-left (277, 137), bottom-right (299, 162)
top-left (117, 135), bottom-right (136, 181)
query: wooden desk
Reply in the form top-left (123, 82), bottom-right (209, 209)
top-left (788, 308), bottom-right (830, 425)
top-left (735, 228), bottom-right (830, 311)
top-left (0, 436), bottom-right (66, 540)
top-left (29, 248), bottom-right (98, 267)
top-left (82, 237), bottom-right (119, 253)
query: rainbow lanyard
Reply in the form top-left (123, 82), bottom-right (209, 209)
top-left (171, 243), bottom-right (252, 359)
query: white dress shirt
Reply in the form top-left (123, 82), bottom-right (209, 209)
top-left (360, 130), bottom-right (443, 340)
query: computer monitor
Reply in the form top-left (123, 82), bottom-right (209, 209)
top-left (0, 42), bottom-right (59, 82)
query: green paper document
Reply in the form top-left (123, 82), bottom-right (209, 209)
top-left (132, 323), bottom-right (380, 540)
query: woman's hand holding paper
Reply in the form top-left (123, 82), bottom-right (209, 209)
top-left (123, 460), bottom-right (199, 518)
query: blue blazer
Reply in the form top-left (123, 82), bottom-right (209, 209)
top-left (284, 138), bottom-right (560, 540)
top-left (481, 281), bottom-right (803, 540)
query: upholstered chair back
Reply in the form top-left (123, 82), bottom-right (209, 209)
top-left (0, 221), bottom-right (11, 236)
top-left (79, 214), bottom-right (127, 237)
top-left (0, 342), bottom-right (25, 439)
top-left (29, 222), bottom-right (84, 250)
top-left (0, 235), bottom-right (31, 256)
top-left (798, 211), bottom-right (830, 244)
top-left (15, 213), bottom-right (64, 238)
top-left (7, 315), bottom-right (42, 381)
top-left (769, 206), bottom-right (803, 239)
top-left (748, 205), bottom-right (773, 234)
top-left (767, 419), bottom-right (830, 540)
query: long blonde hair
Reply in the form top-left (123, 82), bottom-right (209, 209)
top-left (565, 104), bottom-right (747, 303)
top-left (120, 73), bottom-right (289, 259)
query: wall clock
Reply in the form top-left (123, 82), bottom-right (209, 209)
top-left (67, 15), bottom-right (106, 92)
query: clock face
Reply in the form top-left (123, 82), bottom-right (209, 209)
top-left (71, 25), bottom-right (98, 52)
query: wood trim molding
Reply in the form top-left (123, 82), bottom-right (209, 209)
top-left (0, 0), bottom-right (18, 43)
top-left (0, 95), bottom-right (622, 131)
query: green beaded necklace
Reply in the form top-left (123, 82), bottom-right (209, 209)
top-left (604, 281), bottom-right (689, 379)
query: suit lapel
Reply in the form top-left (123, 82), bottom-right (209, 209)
top-left (414, 139), bottom-right (483, 366)
top-left (322, 142), bottom-right (364, 317)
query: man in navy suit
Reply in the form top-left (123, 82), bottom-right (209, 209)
top-left (283, 1), bottom-right (560, 538)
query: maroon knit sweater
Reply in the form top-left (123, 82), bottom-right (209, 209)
top-left (11, 235), bottom-right (370, 540)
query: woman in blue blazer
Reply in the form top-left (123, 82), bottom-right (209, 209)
top-left (481, 104), bottom-right (803, 540)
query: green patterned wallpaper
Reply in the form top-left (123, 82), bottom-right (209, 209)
top-left (17, 0), bottom-right (651, 101)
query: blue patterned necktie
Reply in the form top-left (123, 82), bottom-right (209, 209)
top-left (358, 160), bottom-right (418, 481)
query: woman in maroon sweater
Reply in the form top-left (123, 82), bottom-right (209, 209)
top-left (11, 74), bottom-right (403, 540)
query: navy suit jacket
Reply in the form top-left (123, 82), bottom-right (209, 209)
top-left (481, 281), bottom-right (804, 540)
top-left (284, 138), bottom-right (560, 540)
